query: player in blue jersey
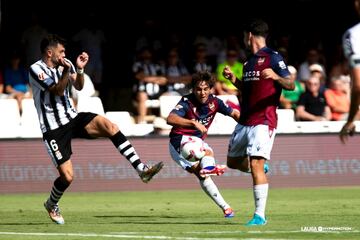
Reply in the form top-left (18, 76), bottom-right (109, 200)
top-left (167, 71), bottom-right (240, 218)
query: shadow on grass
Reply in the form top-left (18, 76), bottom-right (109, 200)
top-left (0, 222), bottom-right (47, 225)
top-left (107, 221), bottom-right (238, 225)
top-left (94, 215), bottom-right (183, 219)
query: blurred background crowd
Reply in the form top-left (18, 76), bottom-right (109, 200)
top-left (0, 0), bottom-right (358, 126)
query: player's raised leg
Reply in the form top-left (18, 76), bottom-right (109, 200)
top-left (171, 140), bottom-right (234, 218)
top-left (196, 172), bottom-right (234, 218)
top-left (85, 115), bottom-right (163, 183)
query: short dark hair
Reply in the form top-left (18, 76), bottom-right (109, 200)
top-left (191, 71), bottom-right (214, 88)
top-left (40, 34), bottom-right (66, 54)
top-left (244, 19), bottom-right (269, 38)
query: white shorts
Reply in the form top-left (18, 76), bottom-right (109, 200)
top-left (227, 124), bottom-right (276, 160)
top-left (169, 135), bottom-right (212, 170)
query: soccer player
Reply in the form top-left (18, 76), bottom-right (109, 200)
top-left (29, 34), bottom-right (163, 224)
top-left (223, 19), bottom-right (294, 225)
top-left (167, 71), bottom-right (240, 218)
top-left (340, 0), bottom-right (360, 143)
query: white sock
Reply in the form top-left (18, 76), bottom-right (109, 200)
top-left (253, 183), bottom-right (269, 219)
top-left (199, 177), bottom-right (230, 210)
top-left (200, 156), bottom-right (215, 169)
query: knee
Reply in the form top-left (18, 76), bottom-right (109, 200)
top-left (103, 119), bottom-right (119, 136)
top-left (108, 122), bottom-right (119, 135)
top-left (250, 159), bottom-right (263, 172)
top-left (61, 172), bottom-right (74, 184)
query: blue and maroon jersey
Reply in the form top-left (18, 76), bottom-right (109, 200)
top-left (169, 93), bottom-right (233, 139)
top-left (240, 47), bottom-right (290, 128)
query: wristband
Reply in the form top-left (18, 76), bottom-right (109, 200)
top-left (77, 68), bottom-right (84, 74)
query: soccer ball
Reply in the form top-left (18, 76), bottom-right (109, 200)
top-left (180, 136), bottom-right (206, 162)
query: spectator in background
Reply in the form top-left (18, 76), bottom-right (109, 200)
top-left (4, 52), bottom-right (31, 110)
top-left (135, 19), bottom-right (164, 62)
top-left (0, 70), bottom-right (10, 99)
top-left (324, 76), bottom-right (350, 121)
top-left (280, 65), bottom-right (304, 109)
top-left (217, 34), bottom-right (246, 64)
top-left (164, 48), bottom-right (191, 95)
top-left (73, 13), bottom-right (106, 90)
top-left (309, 63), bottom-right (326, 91)
top-left (21, 13), bottom-right (48, 68)
top-left (215, 48), bottom-right (243, 95)
top-left (133, 48), bottom-right (167, 123)
top-left (192, 44), bottom-right (213, 73)
top-left (296, 76), bottom-right (331, 121)
top-left (298, 48), bottom-right (326, 82)
top-left (193, 32), bottom-right (223, 68)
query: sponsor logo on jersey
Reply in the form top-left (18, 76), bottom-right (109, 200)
top-left (198, 116), bottom-right (213, 127)
top-left (243, 70), bottom-right (260, 81)
top-left (257, 57), bottom-right (265, 65)
top-left (208, 102), bottom-right (215, 111)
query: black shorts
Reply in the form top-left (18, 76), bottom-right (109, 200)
top-left (43, 112), bottom-right (97, 167)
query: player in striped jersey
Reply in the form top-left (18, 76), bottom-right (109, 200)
top-left (29, 34), bottom-right (163, 225)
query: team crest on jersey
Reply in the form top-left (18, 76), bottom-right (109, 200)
top-left (257, 57), bottom-right (265, 65)
top-left (208, 102), bottom-right (215, 110)
top-left (38, 72), bottom-right (45, 80)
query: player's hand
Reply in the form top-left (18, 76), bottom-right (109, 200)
top-left (339, 121), bottom-right (355, 144)
top-left (76, 52), bottom-right (89, 70)
top-left (261, 68), bottom-right (279, 80)
top-left (59, 57), bottom-right (71, 69)
top-left (223, 66), bottom-right (236, 83)
top-left (193, 121), bottom-right (207, 135)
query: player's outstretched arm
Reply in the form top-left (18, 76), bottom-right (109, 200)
top-left (223, 66), bottom-right (242, 89)
top-left (230, 109), bottom-right (240, 122)
top-left (340, 67), bottom-right (360, 143)
top-left (167, 113), bottom-right (207, 134)
top-left (261, 68), bottom-right (294, 90)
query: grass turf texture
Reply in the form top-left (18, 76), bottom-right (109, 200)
top-left (0, 187), bottom-right (359, 239)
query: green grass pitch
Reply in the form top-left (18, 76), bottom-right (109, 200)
top-left (0, 187), bottom-right (359, 239)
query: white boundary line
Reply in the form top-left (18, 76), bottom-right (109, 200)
top-left (0, 230), bottom-right (358, 240)
top-left (186, 230), bottom-right (360, 234)
top-left (0, 232), bottom-right (292, 240)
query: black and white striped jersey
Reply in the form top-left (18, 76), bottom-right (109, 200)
top-left (343, 22), bottom-right (360, 68)
top-left (29, 59), bottom-right (78, 133)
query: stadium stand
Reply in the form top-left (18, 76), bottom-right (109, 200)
top-left (0, 99), bottom-right (21, 138)
top-left (105, 111), bottom-right (154, 136)
top-left (20, 98), bottom-right (42, 138)
top-left (159, 95), bottom-right (182, 118)
top-left (77, 96), bottom-right (105, 116)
